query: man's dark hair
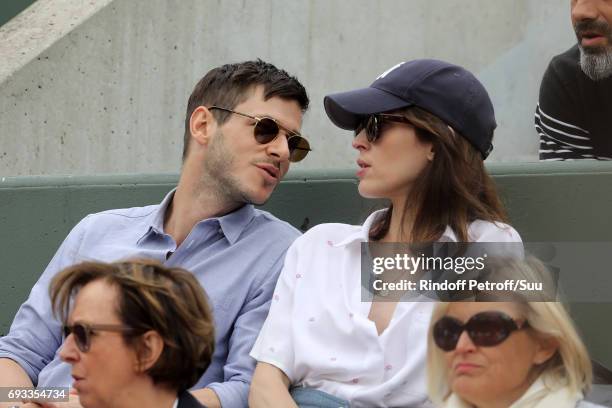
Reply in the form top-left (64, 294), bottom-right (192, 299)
top-left (182, 59), bottom-right (309, 159)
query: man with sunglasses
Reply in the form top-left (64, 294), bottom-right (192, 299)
top-left (0, 60), bottom-right (310, 408)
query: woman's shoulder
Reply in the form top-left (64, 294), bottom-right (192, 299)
top-left (466, 220), bottom-right (522, 243)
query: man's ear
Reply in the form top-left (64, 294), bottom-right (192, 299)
top-left (189, 106), bottom-right (216, 147)
top-left (133, 330), bottom-right (165, 373)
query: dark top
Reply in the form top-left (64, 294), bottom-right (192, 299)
top-left (177, 390), bottom-right (207, 408)
top-left (535, 44), bottom-right (612, 160)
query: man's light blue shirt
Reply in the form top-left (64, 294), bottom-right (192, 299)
top-left (0, 190), bottom-right (300, 408)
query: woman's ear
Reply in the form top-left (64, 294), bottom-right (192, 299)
top-left (427, 145), bottom-right (435, 162)
top-left (533, 336), bottom-right (559, 365)
top-left (133, 331), bottom-right (165, 373)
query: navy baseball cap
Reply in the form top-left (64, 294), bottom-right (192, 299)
top-left (324, 59), bottom-right (496, 159)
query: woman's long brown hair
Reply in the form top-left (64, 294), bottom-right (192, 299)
top-left (368, 107), bottom-right (508, 243)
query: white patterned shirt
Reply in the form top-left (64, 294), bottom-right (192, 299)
top-left (251, 210), bottom-right (522, 408)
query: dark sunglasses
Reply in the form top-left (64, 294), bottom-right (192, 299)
top-left (209, 106), bottom-right (311, 162)
top-left (63, 322), bottom-right (137, 352)
top-left (354, 114), bottom-right (415, 143)
top-left (433, 311), bottom-right (529, 351)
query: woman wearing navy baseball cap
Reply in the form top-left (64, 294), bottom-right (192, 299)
top-left (249, 59), bottom-right (523, 407)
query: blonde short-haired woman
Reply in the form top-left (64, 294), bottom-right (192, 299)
top-left (427, 259), bottom-right (605, 408)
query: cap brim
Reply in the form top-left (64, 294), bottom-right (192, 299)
top-left (324, 87), bottom-right (413, 130)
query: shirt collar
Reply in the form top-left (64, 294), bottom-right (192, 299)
top-left (216, 203), bottom-right (255, 245)
top-left (333, 209), bottom-right (460, 247)
top-left (136, 189), bottom-right (176, 244)
top-left (333, 209), bottom-right (385, 247)
top-left (136, 189), bottom-right (256, 245)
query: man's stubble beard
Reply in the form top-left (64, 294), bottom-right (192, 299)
top-left (202, 128), bottom-right (268, 206)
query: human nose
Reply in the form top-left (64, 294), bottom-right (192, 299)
top-left (454, 331), bottom-right (476, 354)
top-left (572, 0), bottom-right (599, 22)
top-left (265, 133), bottom-right (291, 163)
top-left (59, 333), bottom-right (81, 364)
top-left (352, 130), bottom-right (370, 151)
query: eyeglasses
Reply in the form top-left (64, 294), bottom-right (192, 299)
top-left (63, 322), bottom-right (138, 352)
top-left (208, 106), bottom-right (311, 162)
top-left (354, 114), bottom-right (415, 143)
top-left (433, 311), bottom-right (529, 351)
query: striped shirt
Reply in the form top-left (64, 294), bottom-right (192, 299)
top-left (535, 45), bottom-right (612, 161)
top-left (535, 103), bottom-right (598, 160)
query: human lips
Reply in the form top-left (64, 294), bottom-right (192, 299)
top-left (72, 374), bottom-right (85, 389)
top-left (255, 162), bottom-right (281, 181)
top-left (356, 159), bottom-right (371, 178)
top-left (576, 21), bottom-right (612, 48)
top-left (453, 361), bottom-right (482, 374)
top-left (580, 31), bottom-right (609, 47)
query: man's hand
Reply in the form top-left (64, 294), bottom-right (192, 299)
top-left (191, 388), bottom-right (221, 408)
top-left (0, 358), bottom-right (35, 388)
top-left (0, 359), bottom-right (37, 408)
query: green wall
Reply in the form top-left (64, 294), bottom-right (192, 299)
top-left (1, 162), bottom-right (612, 367)
top-left (0, 0), bottom-right (37, 26)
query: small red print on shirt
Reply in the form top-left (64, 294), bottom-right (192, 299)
top-left (385, 364), bottom-right (393, 371)
top-left (351, 378), bottom-right (359, 384)
top-left (327, 240), bottom-right (333, 246)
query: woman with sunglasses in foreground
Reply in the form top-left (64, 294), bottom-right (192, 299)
top-left (249, 60), bottom-right (522, 407)
top-left (428, 257), bottom-right (604, 408)
top-left (48, 260), bottom-right (215, 408)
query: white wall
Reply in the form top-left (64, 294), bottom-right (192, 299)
top-left (0, 0), bottom-right (576, 176)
